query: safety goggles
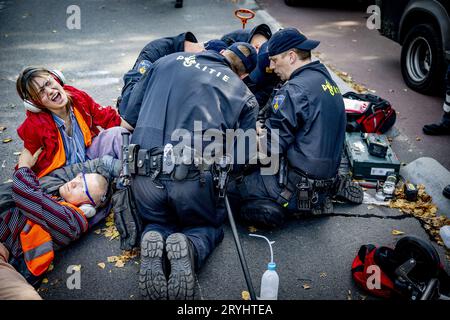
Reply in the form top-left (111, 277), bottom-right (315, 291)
top-left (79, 170), bottom-right (96, 207)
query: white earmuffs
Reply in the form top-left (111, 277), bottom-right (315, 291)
top-left (21, 68), bottom-right (67, 113)
top-left (79, 204), bottom-right (97, 219)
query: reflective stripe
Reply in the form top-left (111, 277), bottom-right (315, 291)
top-left (22, 223), bottom-right (32, 234)
top-left (23, 240), bottom-right (53, 262)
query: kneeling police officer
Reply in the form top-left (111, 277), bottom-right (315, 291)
top-left (123, 43), bottom-right (258, 300)
top-left (235, 28), bottom-right (359, 229)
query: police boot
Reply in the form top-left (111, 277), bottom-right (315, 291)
top-left (334, 174), bottom-right (364, 204)
top-left (311, 195), bottom-right (334, 215)
top-left (422, 112), bottom-right (450, 135)
top-left (443, 184), bottom-right (450, 200)
top-left (166, 233), bottom-right (195, 300)
top-left (139, 231), bottom-right (168, 300)
top-left (240, 199), bottom-right (286, 229)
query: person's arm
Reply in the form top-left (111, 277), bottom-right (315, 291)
top-left (123, 64), bottom-right (155, 127)
top-left (13, 149), bottom-right (88, 247)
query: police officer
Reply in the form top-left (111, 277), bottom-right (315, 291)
top-left (123, 43), bottom-right (258, 300)
top-left (221, 23), bottom-right (272, 53)
top-left (234, 28), bottom-right (354, 229)
top-left (118, 32), bottom-right (204, 114)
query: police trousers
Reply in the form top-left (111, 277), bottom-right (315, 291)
top-left (131, 172), bottom-right (224, 271)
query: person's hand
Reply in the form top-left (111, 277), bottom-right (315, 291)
top-left (18, 147), bottom-right (43, 169)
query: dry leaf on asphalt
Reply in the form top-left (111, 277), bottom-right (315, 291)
top-left (0, 126), bottom-right (6, 132)
top-left (392, 230), bottom-right (405, 236)
top-left (107, 256), bottom-right (119, 263)
top-left (42, 278), bottom-right (48, 284)
top-left (72, 265), bottom-right (81, 272)
top-left (320, 272), bottom-right (327, 278)
top-left (115, 260), bottom-right (125, 268)
top-left (47, 264), bottom-right (54, 272)
top-left (248, 226), bottom-right (258, 233)
top-left (302, 284), bottom-right (311, 290)
top-left (241, 291), bottom-right (250, 300)
top-left (2, 138), bottom-right (12, 143)
top-left (97, 262), bottom-right (106, 269)
top-left (13, 152), bottom-right (21, 156)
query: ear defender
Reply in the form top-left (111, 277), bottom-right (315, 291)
top-left (21, 68), bottom-right (66, 113)
top-left (79, 204), bottom-right (97, 218)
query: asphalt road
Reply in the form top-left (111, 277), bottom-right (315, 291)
top-left (0, 0), bottom-right (449, 302)
top-left (257, 0), bottom-right (450, 169)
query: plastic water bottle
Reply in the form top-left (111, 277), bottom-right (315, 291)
top-left (249, 234), bottom-right (279, 300)
top-left (440, 226), bottom-right (450, 249)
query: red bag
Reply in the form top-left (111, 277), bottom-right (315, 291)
top-left (351, 244), bottom-right (401, 299)
top-left (344, 92), bottom-right (396, 134)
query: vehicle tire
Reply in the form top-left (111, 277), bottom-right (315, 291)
top-left (401, 24), bottom-right (446, 95)
top-left (394, 236), bottom-right (440, 283)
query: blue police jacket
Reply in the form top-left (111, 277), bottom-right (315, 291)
top-left (125, 51), bottom-right (258, 158)
top-left (266, 60), bottom-right (346, 179)
top-left (118, 32), bottom-right (198, 115)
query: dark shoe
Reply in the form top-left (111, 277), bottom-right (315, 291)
top-left (422, 122), bottom-right (450, 135)
top-left (166, 233), bottom-right (195, 300)
top-left (139, 231), bottom-right (168, 300)
top-left (334, 175), bottom-right (364, 204)
top-left (443, 185), bottom-right (450, 200)
top-left (240, 199), bottom-right (286, 229)
top-left (311, 196), bottom-right (334, 215)
top-left (174, 0), bottom-right (183, 8)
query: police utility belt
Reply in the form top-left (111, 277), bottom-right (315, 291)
top-left (126, 143), bottom-right (231, 194)
top-left (276, 159), bottom-right (337, 210)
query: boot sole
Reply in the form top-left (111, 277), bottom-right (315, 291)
top-left (139, 231), bottom-right (167, 300)
top-left (166, 233), bottom-right (195, 300)
top-left (335, 180), bottom-right (363, 204)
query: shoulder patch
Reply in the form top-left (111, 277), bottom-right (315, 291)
top-left (272, 95), bottom-right (285, 113)
top-left (137, 60), bottom-right (152, 75)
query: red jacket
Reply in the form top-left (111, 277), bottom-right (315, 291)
top-left (17, 85), bottom-right (122, 177)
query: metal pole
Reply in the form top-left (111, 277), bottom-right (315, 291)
top-left (224, 195), bottom-right (257, 300)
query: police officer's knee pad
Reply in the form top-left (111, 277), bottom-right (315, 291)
top-left (240, 199), bottom-right (286, 229)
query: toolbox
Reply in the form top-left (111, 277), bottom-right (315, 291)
top-left (344, 132), bottom-right (400, 181)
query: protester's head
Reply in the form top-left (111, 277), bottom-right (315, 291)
top-left (222, 42), bottom-right (258, 78)
top-left (267, 28), bottom-right (319, 81)
top-left (16, 67), bottom-right (70, 114)
top-left (59, 173), bottom-right (108, 208)
top-left (248, 24), bottom-right (272, 52)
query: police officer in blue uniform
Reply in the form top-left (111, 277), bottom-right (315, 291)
top-left (221, 23), bottom-right (272, 52)
top-left (117, 32), bottom-right (205, 115)
top-left (123, 43), bottom-right (258, 300)
top-left (234, 28), bottom-right (349, 228)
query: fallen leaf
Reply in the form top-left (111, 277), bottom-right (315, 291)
top-left (392, 230), bottom-right (405, 236)
top-left (241, 291), bottom-right (250, 300)
top-left (115, 260), bottom-right (125, 268)
top-left (302, 284), bottom-right (311, 290)
top-left (42, 278), bottom-right (49, 284)
top-left (319, 272), bottom-right (327, 278)
top-left (248, 226), bottom-right (258, 233)
top-left (0, 126), bottom-right (6, 132)
top-left (3, 138), bottom-right (12, 143)
top-left (72, 265), bottom-right (81, 272)
top-left (94, 229), bottom-right (101, 235)
top-left (13, 152), bottom-right (21, 156)
top-left (105, 221), bottom-right (114, 227)
top-left (107, 256), bottom-right (119, 263)
top-left (416, 137), bottom-right (421, 141)
top-left (97, 262), bottom-right (106, 269)
top-left (47, 264), bottom-right (54, 272)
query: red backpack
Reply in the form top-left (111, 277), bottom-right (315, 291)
top-left (343, 92), bottom-right (396, 134)
top-left (351, 244), bottom-right (402, 299)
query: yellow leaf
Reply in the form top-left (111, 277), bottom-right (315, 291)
top-left (115, 260), bottom-right (125, 268)
top-left (320, 272), bottom-right (327, 278)
top-left (392, 230), bottom-right (405, 236)
top-left (42, 278), bottom-right (49, 284)
top-left (2, 138), bottom-right (12, 143)
top-left (0, 126), bottom-right (6, 132)
top-left (47, 264), bottom-right (54, 272)
top-left (72, 265), bottom-right (81, 272)
top-left (94, 229), bottom-right (101, 234)
top-left (248, 226), bottom-right (258, 233)
top-left (107, 256), bottom-right (119, 263)
top-left (105, 221), bottom-right (114, 227)
top-left (241, 291), bottom-right (250, 300)
top-left (302, 284), bottom-right (311, 290)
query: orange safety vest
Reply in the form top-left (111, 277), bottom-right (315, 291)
top-left (19, 221), bottom-right (54, 276)
top-left (19, 202), bottom-right (87, 276)
top-left (37, 107), bottom-right (93, 178)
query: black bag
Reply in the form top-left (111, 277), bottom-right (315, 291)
top-left (343, 92), bottom-right (396, 134)
top-left (111, 186), bottom-right (143, 250)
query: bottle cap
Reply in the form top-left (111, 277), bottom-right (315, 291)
top-left (268, 262), bottom-right (276, 270)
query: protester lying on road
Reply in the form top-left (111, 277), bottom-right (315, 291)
top-left (0, 149), bottom-right (121, 287)
top-left (16, 67), bottom-right (133, 178)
